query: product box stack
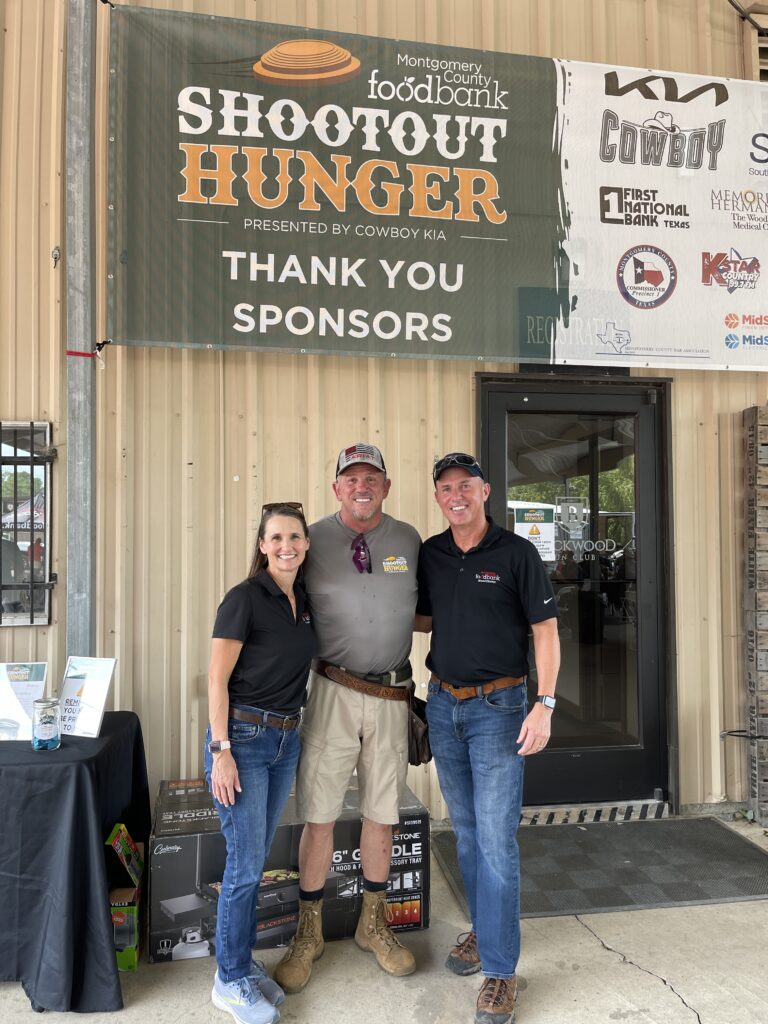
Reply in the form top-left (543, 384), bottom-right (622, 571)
top-left (745, 405), bottom-right (768, 826)
top-left (105, 823), bottom-right (144, 971)
top-left (148, 778), bottom-right (430, 963)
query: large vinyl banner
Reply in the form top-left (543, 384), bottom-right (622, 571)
top-left (108, 8), bottom-right (768, 369)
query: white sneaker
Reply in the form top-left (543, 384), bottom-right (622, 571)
top-left (211, 971), bottom-right (280, 1024)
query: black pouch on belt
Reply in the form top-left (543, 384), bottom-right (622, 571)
top-left (407, 687), bottom-right (432, 766)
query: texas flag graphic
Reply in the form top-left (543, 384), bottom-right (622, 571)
top-left (633, 257), bottom-right (665, 287)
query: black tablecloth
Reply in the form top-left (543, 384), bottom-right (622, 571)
top-left (0, 711), bottom-right (150, 1012)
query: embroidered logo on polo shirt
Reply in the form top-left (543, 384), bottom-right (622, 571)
top-left (301, 611), bottom-right (311, 625)
top-left (382, 555), bottom-right (409, 573)
top-left (475, 571), bottom-right (501, 584)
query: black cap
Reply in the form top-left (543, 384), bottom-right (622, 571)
top-left (432, 452), bottom-right (485, 484)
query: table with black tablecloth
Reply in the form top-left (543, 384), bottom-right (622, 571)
top-left (0, 711), bottom-right (150, 1012)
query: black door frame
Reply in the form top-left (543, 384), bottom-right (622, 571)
top-left (477, 373), bottom-right (678, 809)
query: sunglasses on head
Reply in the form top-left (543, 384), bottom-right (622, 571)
top-left (351, 532), bottom-right (372, 574)
top-left (432, 453), bottom-right (483, 483)
top-left (261, 501), bottom-right (305, 517)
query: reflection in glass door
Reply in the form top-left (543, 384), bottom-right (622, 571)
top-left (507, 414), bottom-right (638, 750)
top-left (483, 381), bottom-right (668, 805)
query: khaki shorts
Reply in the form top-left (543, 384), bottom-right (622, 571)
top-left (296, 669), bottom-right (409, 825)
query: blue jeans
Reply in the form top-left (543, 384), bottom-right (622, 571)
top-left (426, 679), bottom-right (527, 979)
top-left (204, 708), bottom-right (300, 982)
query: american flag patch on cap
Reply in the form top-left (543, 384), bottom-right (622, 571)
top-left (335, 443), bottom-right (386, 475)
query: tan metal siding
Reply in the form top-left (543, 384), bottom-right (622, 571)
top-left (0, 0), bottom-right (65, 670)
top-left (2, 0), bottom-right (760, 815)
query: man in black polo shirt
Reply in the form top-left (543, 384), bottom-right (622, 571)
top-left (416, 452), bottom-right (560, 1024)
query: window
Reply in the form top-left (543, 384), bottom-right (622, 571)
top-left (0, 423), bottom-right (55, 626)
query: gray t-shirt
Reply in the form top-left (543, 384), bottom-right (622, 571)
top-left (305, 512), bottom-right (421, 676)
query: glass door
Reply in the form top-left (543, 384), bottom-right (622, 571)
top-left (483, 380), bottom-right (668, 804)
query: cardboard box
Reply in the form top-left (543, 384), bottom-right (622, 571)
top-left (105, 824), bottom-right (144, 972)
top-left (148, 778), bottom-right (430, 963)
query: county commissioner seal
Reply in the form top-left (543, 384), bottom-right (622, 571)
top-left (616, 245), bottom-right (677, 309)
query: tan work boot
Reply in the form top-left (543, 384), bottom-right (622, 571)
top-left (354, 889), bottom-right (416, 976)
top-left (273, 898), bottom-right (324, 994)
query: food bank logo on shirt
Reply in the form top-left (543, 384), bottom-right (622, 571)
top-left (475, 570), bottom-right (500, 584)
top-left (382, 555), bottom-right (409, 573)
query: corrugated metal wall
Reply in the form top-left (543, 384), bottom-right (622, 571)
top-left (0, 0), bottom-right (66, 674)
top-left (1, 0), bottom-right (761, 814)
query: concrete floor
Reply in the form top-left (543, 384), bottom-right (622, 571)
top-left (2, 818), bottom-right (768, 1024)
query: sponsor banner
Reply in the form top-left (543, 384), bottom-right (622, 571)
top-left (555, 63), bottom-right (768, 370)
top-left (108, 9), bottom-right (768, 370)
top-left (108, 10), bottom-right (565, 361)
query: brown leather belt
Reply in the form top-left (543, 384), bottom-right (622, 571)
top-left (431, 673), bottom-right (525, 701)
top-left (230, 706), bottom-right (301, 730)
top-left (315, 661), bottom-right (410, 702)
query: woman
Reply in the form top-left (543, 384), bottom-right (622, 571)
top-left (205, 503), bottom-right (314, 1024)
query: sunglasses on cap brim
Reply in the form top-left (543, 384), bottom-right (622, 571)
top-left (432, 453), bottom-right (484, 482)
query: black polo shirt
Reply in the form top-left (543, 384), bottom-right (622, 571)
top-left (416, 518), bottom-right (556, 684)
top-left (212, 570), bottom-right (316, 714)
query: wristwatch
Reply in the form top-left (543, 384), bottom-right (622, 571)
top-left (537, 695), bottom-right (557, 711)
top-left (208, 739), bottom-right (232, 754)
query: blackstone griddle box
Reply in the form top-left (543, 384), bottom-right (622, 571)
top-left (148, 778), bottom-right (430, 963)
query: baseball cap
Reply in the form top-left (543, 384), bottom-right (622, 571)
top-left (432, 452), bottom-right (485, 484)
top-left (335, 443), bottom-right (387, 476)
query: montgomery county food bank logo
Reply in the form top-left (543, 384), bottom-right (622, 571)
top-left (475, 570), bottom-right (500, 584)
top-left (701, 249), bottom-right (760, 293)
top-left (616, 246), bottom-right (677, 309)
top-left (252, 39), bottom-right (361, 85)
top-left (599, 185), bottom-right (689, 229)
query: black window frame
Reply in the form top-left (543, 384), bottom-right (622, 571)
top-left (0, 421), bottom-right (55, 627)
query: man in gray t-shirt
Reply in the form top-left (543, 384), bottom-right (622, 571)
top-left (275, 443), bottom-right (420, 995)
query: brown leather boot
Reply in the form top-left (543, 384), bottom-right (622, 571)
top-left (273, 898), bottom-right (324, 994)
top-left (475, 976), bottom-right (517, 1024)
top-left (354, 889), bottom-right (416, 976)
top-left (446, 930), bottom-right (481, 975)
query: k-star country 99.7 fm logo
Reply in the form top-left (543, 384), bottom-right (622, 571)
top-left (701, 250), bottom-right (760, 293)
top-left (616, 246), bottom-right (677, 309)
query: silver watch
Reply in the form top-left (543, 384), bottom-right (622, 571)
top-left (537, 695), bottom-right (556, 710)
top-left (208, 739), bottom-right (232, 753)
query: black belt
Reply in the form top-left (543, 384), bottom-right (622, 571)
top-left (313, 659), bottom-right (411, 686)
top-left (230, 707), bottom-right (301, 731)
